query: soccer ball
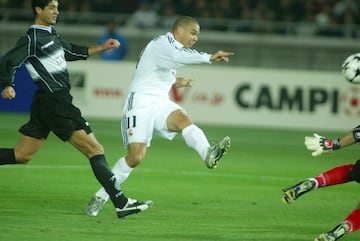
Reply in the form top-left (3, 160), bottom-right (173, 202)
top-left (341, 53), bottom-right (360, 84)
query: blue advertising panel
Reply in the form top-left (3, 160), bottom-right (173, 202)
top-left (0, 60), bottom-right (37, 113)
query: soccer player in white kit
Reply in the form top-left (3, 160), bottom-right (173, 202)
top-left (86, 16), bottom-right (234, 217)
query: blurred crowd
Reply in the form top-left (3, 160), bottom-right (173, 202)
top-left (1, 0), bottom-right (359, 37)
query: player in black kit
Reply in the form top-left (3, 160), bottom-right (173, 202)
top-left (0, 0), bottom-right (152, 218)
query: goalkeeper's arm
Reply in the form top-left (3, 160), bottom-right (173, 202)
top-left (304, 125), bottom-right (360, 156)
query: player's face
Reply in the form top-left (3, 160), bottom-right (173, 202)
top-left (177, 23), bottom-right (200, 48)
top-left (35, 0), bottom-right (59, 26)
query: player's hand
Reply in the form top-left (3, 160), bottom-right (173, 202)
top-left (175, 77), bottom-right (194, 88)
top-left (102, 38), bottom-right (120, 51)
top-left (1, 86), bottom-right (16, 100)
top-left (210, 50), bottom-right (234, 63)
top-left (304, 133), bottom-right (340, 157)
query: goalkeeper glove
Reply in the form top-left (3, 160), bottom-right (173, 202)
top-left (304, 133), bottom-right (340, 157)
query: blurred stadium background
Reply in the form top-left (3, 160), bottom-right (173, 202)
top-left (1, 1), bottom-right (360, 241)
top-left (0, 0), bottom-right (359, 70)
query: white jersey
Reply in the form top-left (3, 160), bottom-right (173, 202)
top-left (128, 32), bottom-right (211, 97)
top-left (122, 32), bottom-right (211, 146)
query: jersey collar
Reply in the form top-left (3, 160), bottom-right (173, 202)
top-left (166, 32), bottom-right (183, 49)
top-left (30, 25), bottom-right (53, 33)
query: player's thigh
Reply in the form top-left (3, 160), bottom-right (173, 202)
top-left (14, 134), bottom-right (45, 163)
top-left (68, 130), bottom-right (103, 158)
top-left (121, 107), bottom-right (155, 147)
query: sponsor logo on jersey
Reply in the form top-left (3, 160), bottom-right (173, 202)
top-left (41, 40), bottom-right (55, 50)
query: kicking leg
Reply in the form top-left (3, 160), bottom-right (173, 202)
top-left (168, 109), bottom-right (230, 169)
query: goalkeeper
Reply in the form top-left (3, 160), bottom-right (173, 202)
top-left (282, 127), bottom-right (360, 241)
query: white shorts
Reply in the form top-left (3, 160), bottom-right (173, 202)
top-left (121, 92), bottom-right (183, 147)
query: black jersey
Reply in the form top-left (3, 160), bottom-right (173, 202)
top-left (0, 25), bottom-right (89, 93)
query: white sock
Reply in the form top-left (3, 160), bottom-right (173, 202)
top-left (95, 157), bottom-right (133, 201)
top-left (182, 124), bottom-right (210, 160)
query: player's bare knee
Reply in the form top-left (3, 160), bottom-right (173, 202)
top-left (86, 143), bottom-right (104, 158)
top-left (178, 118), bottom-right (193, 130)
top-left (167, 111), bottom-right (193, 132)
top-left (179, 111), bottom-right (193, 128)
top-left (130, 156), bottom-right (142, 167)
top-left (15, 154), bottom-right (32, 164)
top-left (126, 153), bottom-right (143, 167)
top-left (94, 143), bottom-right (104, 154)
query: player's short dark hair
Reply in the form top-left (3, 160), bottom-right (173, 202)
top-left (171, 16), bottom-right (199, 32)
top-left (31, 0), bottom-right (55, 15)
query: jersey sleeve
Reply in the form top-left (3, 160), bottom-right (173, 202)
top-left (156, 36), bottom-right (211, 69)
top-left (0, 35), bottom-right (30, 89)
top-left (60, 38), bottom-right (89, 61)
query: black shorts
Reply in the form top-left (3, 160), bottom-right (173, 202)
top-left (19, 89), bottom-right (92, 141)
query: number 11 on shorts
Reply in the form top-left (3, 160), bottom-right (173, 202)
top-left (126, 116), bottom-right (136, 129)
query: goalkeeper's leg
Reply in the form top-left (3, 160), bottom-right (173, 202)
top-left (315, 206), bottom-right (360, 241)
top-left (282, 164), bottom-right (354, 204)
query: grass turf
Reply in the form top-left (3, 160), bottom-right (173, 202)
top-left (0, 112), bottom-right (359, 241)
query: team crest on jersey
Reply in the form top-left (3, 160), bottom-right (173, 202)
top-left (128, 129), bottom-right (133, 136)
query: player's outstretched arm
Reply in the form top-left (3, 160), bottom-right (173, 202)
top-left (304, 131), bottom-right (356, 156)
top-left (88, 38), bottom-right (120, 56)
top-left (210, 50), bottom-right (234, 63)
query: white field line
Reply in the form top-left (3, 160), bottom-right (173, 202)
top-left (0, 164), bottom-right (299, 181)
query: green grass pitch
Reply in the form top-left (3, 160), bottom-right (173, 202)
top-left (0, 113), bottom-right (359, 241)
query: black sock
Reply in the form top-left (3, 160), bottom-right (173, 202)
top-left (89, 155), bottom-right (127, 208)
top-left (0, 148), bottom-right (16, 165)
